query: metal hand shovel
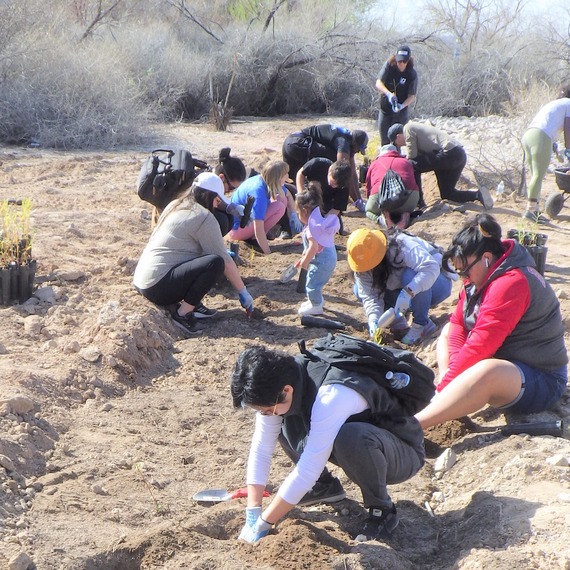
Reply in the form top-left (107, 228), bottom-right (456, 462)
top-left (192, 487), bottom-right (270, 503)
top-left (280, 263), bottom-right (298, 283)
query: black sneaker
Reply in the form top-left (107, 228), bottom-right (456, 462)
top-left (355, 504), bottom-right (399, 542)
top-left (171, 310), bottom-right (203, 335)
top-left (298, 476), bottom-right (346, 506)
top-left (193, 302), bottom-right (217, 319)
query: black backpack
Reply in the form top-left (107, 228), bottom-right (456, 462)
top-left (136, 148), bottom-right (210, 210)
top-left (298, 333), bottom-right (435, 415)
top-left (378, 164), bottom-right (412, 212)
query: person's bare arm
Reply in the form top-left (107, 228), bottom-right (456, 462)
top-left (296, 169), bottom-right (306, 195)
top-left (253, 219), bottom-right (271, 254)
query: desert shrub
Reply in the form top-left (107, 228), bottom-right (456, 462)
top-left (0, 36), bottom-right (149, 149)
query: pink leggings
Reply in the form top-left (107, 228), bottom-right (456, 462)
top-left (229, 193), bottom-right (287, 241)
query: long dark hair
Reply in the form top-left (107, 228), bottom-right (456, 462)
top-left (442, 213), bottom-right (504, 273)
top-left (214, 147), bottom-right (247, 183)
top-left (193, 187), bottom-right (218, 212)
top-left (371, 229), bottom-right (403, 293)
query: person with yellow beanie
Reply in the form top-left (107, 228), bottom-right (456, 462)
top-left (347, 228), bottom-right (454, 345)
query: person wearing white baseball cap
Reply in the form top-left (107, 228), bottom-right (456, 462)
top-left (133, 173), bottom-right (255, 334)
top-left (194, 172), bottom-right (253, 236)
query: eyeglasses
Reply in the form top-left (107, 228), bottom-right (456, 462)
top-left (258, 393), bottom-right (281, 416)
top-left (455, 255), bottom-right (483, 278)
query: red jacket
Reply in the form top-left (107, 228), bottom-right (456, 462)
top-left (365, 150), bottom-right (418, 199)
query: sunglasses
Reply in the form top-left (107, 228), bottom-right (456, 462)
top-left (455, 255), bottom-right (483, 278)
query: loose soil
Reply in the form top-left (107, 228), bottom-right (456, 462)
top-left (0, 115), bottom-right (569, 570)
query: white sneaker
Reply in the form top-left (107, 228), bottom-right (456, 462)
top-left (401, 319), bottom-right (436, 345)
top-left (298, 301), bottom-right (324, 316)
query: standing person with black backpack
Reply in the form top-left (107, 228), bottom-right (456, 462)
top-left (376, 45), bottom-right (418, 146)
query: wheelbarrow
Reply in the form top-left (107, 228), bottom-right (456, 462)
top-left (545, 166), bottom-right (570, 219)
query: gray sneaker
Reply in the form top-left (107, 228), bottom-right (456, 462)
top-left (522, 210), bottom-right (548, 224)
top-left (478, 186), bottom-right (494, 210)
top-left (298, 476), bottom-right (346, 506)
top-left (171, 310), bottom-right (203, 335)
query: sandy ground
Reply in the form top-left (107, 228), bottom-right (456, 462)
top-left (0, 115), bottom-right (569, 570)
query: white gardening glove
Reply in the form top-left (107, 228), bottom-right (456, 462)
top-left (238, 515), bottom-right (272, 543)
top-left (238, 507), bottom-right (262, 540)
top-left (368, 316), bottom-right (378, 337)
top-left (289, 212), bottom-right (303, 234)
top-left (227, 203), bottom-right (245, 218)
top-left (394, 289), bottom-right (412, 315)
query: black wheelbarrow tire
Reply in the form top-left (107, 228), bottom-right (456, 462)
top-left (545, 192), bottom-right (565, 219)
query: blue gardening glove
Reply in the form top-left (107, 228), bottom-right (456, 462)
top-left (289, 212), bottom-right (303, 234)
top-left (564, 148), bottom-right (570, 161)
top-left (238, 507), bottom-right (262, 540)
top-left (238, 287), bottom-right (254, 312)
top-left (388, 93), bottom-right (398, 105)
top-left (368, 316), bottom-right (378, 337)
top-left (394, 288), bottom-right (412, 315)
top-left (227, 202), bottom-right (245, 218)
top-left (354, 198), bottom-right (366, 212)
top-left (238, 515), bottom-right (272, 543)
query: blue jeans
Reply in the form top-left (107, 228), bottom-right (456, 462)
top-left (305, 244), bottom-right (337, 305)
top-left (384, 268), bottom-right (453, 326)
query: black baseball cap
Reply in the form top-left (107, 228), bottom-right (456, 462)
top-left (395, 45), bottom-right (411, 62)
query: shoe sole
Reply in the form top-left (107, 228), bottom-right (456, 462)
top-left (194, 311), bottom-right (217, 320)
top-left (298, 491), bottom-right (346, 507)
top-left (171, 319), bottom-right (203, 335)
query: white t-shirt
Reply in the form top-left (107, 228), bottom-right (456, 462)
top-left (528, 98), bottom-right (570, 141)
top-left (245, 383), bottom-right (368, 505)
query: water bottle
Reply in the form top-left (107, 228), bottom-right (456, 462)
top-left (495, 180), bottom-right (505, 198)
top-left (386, 371), bottom-right (410, 390)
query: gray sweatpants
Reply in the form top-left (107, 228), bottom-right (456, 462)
top-left (280, 421), bottom-right (424, 509)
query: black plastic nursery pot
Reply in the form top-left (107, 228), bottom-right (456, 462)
top-left (0, 260), bottom-right (37, 305)
top-left (506, 230), bottom-right (548, 276)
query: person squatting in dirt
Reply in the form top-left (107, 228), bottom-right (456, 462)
top-left (132, 172), bottom-right (254, 334)
top-left (520, 85), bottom-right (570, 224)
top-left (282, 123), bottom-right (369, 212)
top-left (348, 227), bottom-right (454, 346)
top-left (294, 183), bottom-right (340, 316)
top-left (228, 160), bottom-right (300, 254)
top-left (230, 344), bottom-right (425, 543)
top-left (365, 143), bottom-right (421, 229)
top-left (415, 213), bottom-right (568, 430)
top-left (388, 122), bottom-right (495, 210)
top-left (376, 45), bottom-right (418, 146)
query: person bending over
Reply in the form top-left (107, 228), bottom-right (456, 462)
top-left (231, 343), bottom-right (425, 543)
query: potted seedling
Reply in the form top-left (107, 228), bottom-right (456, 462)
top-left (506, 224), bottom-right (548, 276)
top-left (0, 198), bottom-right (37, 305)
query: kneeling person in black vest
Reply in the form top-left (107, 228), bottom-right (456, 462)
top-left (231, 343), bottom-right (425, 543)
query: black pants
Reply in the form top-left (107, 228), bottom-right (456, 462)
top-left (213, 209), bottom-right (233, 237)
top-left (378, 107), bottom-right (410, 146)
top-left (413, 146), bottom-right (479, 204)
top-left (139, 255), bottom-right (225, 308)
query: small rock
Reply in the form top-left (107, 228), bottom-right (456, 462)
top-left (79, 346), bottom-right (101, 363)
top-left (434, 448), bottom-right (457, 473)
top-left (546, 454), bottom-right (569, 467)
top-left (8, 551), bottom-right (33, 570)
top-left (0, 343), bottom-right (8, 354)
top-left (1, 396), bottom-right (34, 416)
top-left (42, 340), bottom-right (58, 351)
top-left (54, 269), bottom-right (85, 282)
top-left (23, 316), bottom-right (43, 336)
top-left (106, 355), bottom-right (118, 368)
top-left (101, 403), bottom-right (113, 412)
top-left (92, 484), bottom-right (106, 495)
top-left (33, 286), bottom-right (56, 303)
top-left (432, 491), bottom-right (445, 502)
top-left (62, 341), bottom-right (80, 354)
top-left (0, 454), bottom-right (16, 472)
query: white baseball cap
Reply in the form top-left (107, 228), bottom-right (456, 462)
top-left (194, 172), bottom-right (228, 204)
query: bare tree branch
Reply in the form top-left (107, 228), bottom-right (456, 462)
top-left (166, 0), bottom-right (224, 44)
top-left (80, 0), bottom-right (123, 42)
